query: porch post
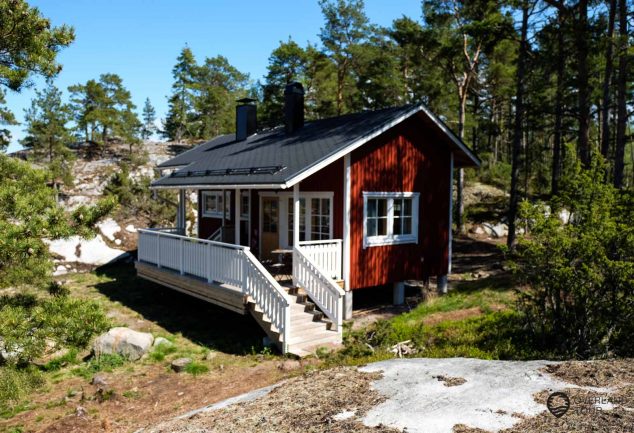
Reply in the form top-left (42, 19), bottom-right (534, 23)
top-left (342, 153), bottom-right (353, 319)
top-left (293, 183), bottom-right (300, 246)
top-left (177, 189), bottom-right (186, 234)
top-left (235, 188), bottom-right (241, 245)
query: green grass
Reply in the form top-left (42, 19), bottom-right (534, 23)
top-left (71, 354), bottom-right (127, 380)
top-left (0, 367), bottom-right (44, 419)
top-left (184, 362), bottom-right (209, 376)
top-left (325, 275), bottom-right (558, 365)
top-left (149, 342), bottom-right (178, 362)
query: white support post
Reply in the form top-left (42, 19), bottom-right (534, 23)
top-left (293, 184), bottom-right (300, 247)
top-left (342, 154), bottom-right (352, 319)
top-left (293, 184), bottom-right (300, 287)
top-left (235, 188), bottom-right (241, 246)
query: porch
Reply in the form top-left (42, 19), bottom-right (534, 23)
top-left (136, 227), bottom-right (345, 356)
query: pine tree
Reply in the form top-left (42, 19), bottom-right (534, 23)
top-left (68, 73), bottom-right (140, 153)
top-left (163, 47), bottom-right (198, 142)
top-left (141, 97), bottom-right (157, 140)
top-left (0, 89), bottom-right (17, 152)
top-left (21, 81), bottom-right (74, 186)
top-left (193, 55), bottom-right (249, 139)
top-left (318, 0), bottom-right (370, 115)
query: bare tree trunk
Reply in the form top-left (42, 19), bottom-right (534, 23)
top-left (508, 2), bottom-right (529, 249)
top-left (577, 0), bottom-right (591, 167)
top-left (601, 0), bottom-right (617, 160)
top-left (552, 10), bottom-right (565, 195)
top-left (614, 0), bottom-right (628, 188)
top-left (456, 89), bottom-right (467, 235)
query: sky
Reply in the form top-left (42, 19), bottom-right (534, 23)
top-left (5, 0), bottom-right (423, 153)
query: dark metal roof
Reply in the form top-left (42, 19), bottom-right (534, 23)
top-left (152, 104), bottom-right (479, 189)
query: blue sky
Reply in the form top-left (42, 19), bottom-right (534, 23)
top-left (5, 0), bottom-right (422, 152)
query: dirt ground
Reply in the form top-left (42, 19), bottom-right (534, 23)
top-left (0, 360), bottom-right (305, 433)
top-left (145, 360), bottom-right (632, 433)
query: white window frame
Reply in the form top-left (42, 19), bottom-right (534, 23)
top-left (201, 191), bottom-right (231, 219)
top-left (257, 191), bottom-right (334, 249)
top-left (363, 191), bottom-right (419, 248)
top-left (240, 191), bottom-right (250, 221)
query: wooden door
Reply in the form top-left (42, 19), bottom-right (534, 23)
top-left (261, 197), bottom-right (279, 260)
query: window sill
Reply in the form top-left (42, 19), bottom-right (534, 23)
top-left (363, 236), bottom-right (418, 248)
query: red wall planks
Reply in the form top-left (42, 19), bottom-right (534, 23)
top-left (349, 115), bottom-right (450, 289)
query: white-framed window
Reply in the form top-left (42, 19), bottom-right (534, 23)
top-left (363, 192), bottom-right (419, 248)
top-left (201, 191), bottom-right (231, 218)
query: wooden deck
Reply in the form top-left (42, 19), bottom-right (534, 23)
top-left (135, 262), bottom-right (247, 315)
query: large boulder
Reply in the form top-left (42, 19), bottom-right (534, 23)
top-left (93, 327), bottom-right (154, 361)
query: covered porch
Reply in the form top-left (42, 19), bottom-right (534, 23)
top-left (137, 183), bottom-right (346, 355)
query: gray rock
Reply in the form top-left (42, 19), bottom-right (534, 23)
top-left (92, 327), bottom-right (154, 361)
top-left (171, 357), bottom-right (192, 373)
top-left (91, 374), bottom-right (108, 386)
top-left (153, 337), bottom-right (172, 348)
top-left (0, 337), bottom-right (24, 364)
top-left (203, 351), bottom-right (217, 361)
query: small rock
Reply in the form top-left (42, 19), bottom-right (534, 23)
top-left (277, 360), bottom-right (301, 371)
top-left (54, 265), bottom-right (68, 276)
top-left (76, 406), bottom-right (87, 417)
top-left (93, 327), bottom-right (154, 361)
top-left (171, 357), bottom-right (192, 373)
top-left (125, 224), bottom-right (137, 233)
top-left (177, 391), bottom-right (184, 397)
top-left (91, 374), bottom-right (108, 387)
top-left (114, 239), bottom-right (122, 246)
top-left (153, 337), bottom-right (172, 348)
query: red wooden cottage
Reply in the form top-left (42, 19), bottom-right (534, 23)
top-left (136, 83), bottom-right (479, 356)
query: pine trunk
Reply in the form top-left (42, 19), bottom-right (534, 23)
top-left (508, 2), bottom-right (529, 249)
top-left (601, 0), bottom-right (616, 160)
top-left (577, 0), bottom-right (590, 167)
top-left (551, 10), bottom-right (565, 195)
top-left (614, 0), bottom-right (628, 188)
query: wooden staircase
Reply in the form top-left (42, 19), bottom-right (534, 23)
top-left (247, 286), bottom-right (342, 357)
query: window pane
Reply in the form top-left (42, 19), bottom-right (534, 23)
top-left (322, 198), bottom-right (330, 214)
top-left (394, 199), bottom-right (402, 217)
top-left (404, 198), bottom-right (412, 217)
top-left (311, 198), bottom-right (319, 215)
top-left (367, 218), bottom-right (377, 237)
top-left (378, 199), bottom-right (387, 217)
top-left (393, 217), bottom-right (402, 235)
top-left (377, 218), bottom-right (387, 236)
top-left (367, 199), bottom-right (377, 217)
top-left (403, 217), bottom-right (412, 234)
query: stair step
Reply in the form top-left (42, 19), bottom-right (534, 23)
top-left (287, 330), bottom-right (340, 346)
top-left (289, 320), bottom-right (330, 333)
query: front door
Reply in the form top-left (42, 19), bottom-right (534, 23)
top-left (261, 197), bottom-right (279, 260)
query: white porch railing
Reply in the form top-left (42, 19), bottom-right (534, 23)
top-left (298, 239), bottom-right (343, 280)
top-left (293, 246), bottom-right (345, 331)
top-left (138, 229), bottom-right (291, 351)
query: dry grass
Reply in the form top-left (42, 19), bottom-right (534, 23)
top-left (148, 367), bottom-right (400, 433)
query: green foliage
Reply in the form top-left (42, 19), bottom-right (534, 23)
top-left (163, 48), bottom-right (250, 141)
top-left (0, 293), bottom-right (109, 365)
top-left (0, 0), bottom-right (75, 92)
top-left (71, 354), bottom-right (126, 380)
top-left (476, 153), bottom-right (512, 190)
top-left (68, 73), bottom-right (140, 149)
top-left (511, 157), bottom-right (634, 358)
top-left (21, 81), bottom-right (75, 186)
top-left (184, 361), bottom-right (209, 376)
top-left (103, 163), bottom-right (176, 225)
top-left (0, 89), bottom-right (17, 151)
top-left (149, 342), bottom-right (177, 362)
top-left (141, 97), bottom-right (157, 139)
top-left (0, 155), bottom-right (114, 289)
top-left (0, 366), bottom-right (44, 418)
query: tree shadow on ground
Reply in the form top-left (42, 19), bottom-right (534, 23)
top-left (93, 262), bottom-right (266, 356)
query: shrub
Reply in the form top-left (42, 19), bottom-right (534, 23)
top-left (184, 361), bottom-right (209, 376)
top-left (0, 294), bottom-right (109, 366)
top-left (511, 157), bottom-right (634, 358)
top-left (0, 366), bottom-right (44, 417)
